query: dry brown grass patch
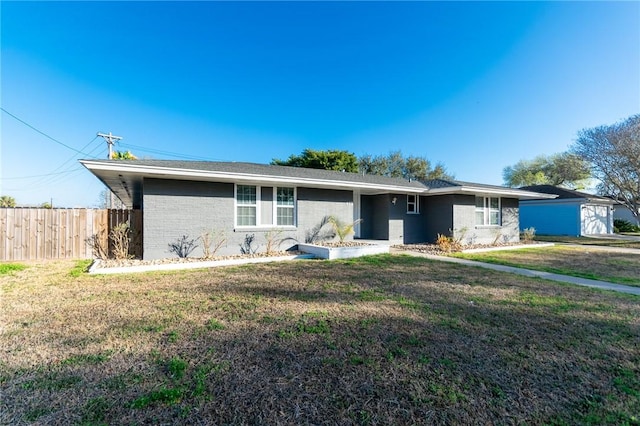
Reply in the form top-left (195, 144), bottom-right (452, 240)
top-left (1, 256), bottom-right (638, 425)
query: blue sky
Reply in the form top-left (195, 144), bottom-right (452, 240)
top-left (1, 1), bottom-right (638, 207)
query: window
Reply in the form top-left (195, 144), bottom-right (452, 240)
top-left (236, 185), bottom-right (257, 226)
top-left (407, 194), bottom-right (419, 214)
top-left (475, 196), bottom-right (500, 226)
top-left (235, 184), bottom-right (296, 227)
top-left (276, 187), bottom-right (295, 226)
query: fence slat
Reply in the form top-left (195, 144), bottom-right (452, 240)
top-left (0, 208), bottom-right (142, 261)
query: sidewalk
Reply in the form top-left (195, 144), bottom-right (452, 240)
top-left (395, 250), bottom-right (640, 296)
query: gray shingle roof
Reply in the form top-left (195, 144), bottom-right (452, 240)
top-left (97, 159), bottom-right (429, 190)
top-left (81, 159), bottom-right (552, 208)
top-left (519, 185), bottom-right (612, 201)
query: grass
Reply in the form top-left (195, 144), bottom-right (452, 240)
top-left (1, 255), bottom-right (639, 424)
top-left (535, 235), bottom-right (640, 249)
top-left (453, 245), bottom-right (640, 286)
top-left (0, 263), bottom-right (27, 275)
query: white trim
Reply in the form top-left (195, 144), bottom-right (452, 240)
top-left (235, 184), bottom-right (260, 227)
top-left (407, 194), bottom-right (420, 214)
top-left (426, 185), bottom-right (557, 200)
top-left (235, 184), bottom-right (298, 228)
top-left (80, 160), bottom-right (560, 200)
top-left (353, 190), bottom-right (361, 238)
top-left (80, 161), bottom-right (425, 194)
top-left (274, 186), bottom-right (296, 227)
top-left (475, 196), bottom-right (501, 226)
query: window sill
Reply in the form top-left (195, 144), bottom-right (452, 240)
top-left (234, 226), bottom-right (297, 232)
top-left (475, 225), bottom-right (502, 229)
top-left (406, 212), bottom-right (421, 215)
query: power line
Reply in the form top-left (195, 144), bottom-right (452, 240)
top-left (5, 136), bottom-right (103, 189)
top-left (119, 142), bottom-right (216, 161)
top-left (0, 170), bottom-right (83, 180)
top-left (1, 107), bottom-right (93, 156)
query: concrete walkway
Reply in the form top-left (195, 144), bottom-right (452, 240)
top-left (395, 250), bottom-right (640, 296)
top-left (558, 243), bottom-right (640, 255)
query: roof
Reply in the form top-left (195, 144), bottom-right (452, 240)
top-left (80, 159), bottom-right (555, 208)
top-left (520, 185), bottom-right (615, 203)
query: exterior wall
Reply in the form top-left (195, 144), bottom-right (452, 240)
top-left (296, 187), bottom-right (354, 243)
top-left (519, 201), bottom-right (581, 236)
top-left (421, 195), bottom-right (454, 243)
top-left (360, 194), bottom-right (390, 240)
top-left (359, 194), bottom-right (428, 244)
top-left (143, 178), bottom-right (236, 260)
top-left (260, 187), bottom-right (273, 225)
top-left (613, 205), bottom-right (639, 226)
top-left (452, 195), bottom-right (520, 245)
top-left (143, 179), bottom-right (354, 260)
top-left (395, 194), bottom-right (427, 244)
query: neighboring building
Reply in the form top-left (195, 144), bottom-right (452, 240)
top-left (81, 160), bottom-right (552, 259)
top-left (612, 203), bottom-right (640, 226)
top-left (519, 185), bottom-right (615, 236)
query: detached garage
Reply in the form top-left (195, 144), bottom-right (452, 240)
top-left (519, 185), bottom-right (615, 236)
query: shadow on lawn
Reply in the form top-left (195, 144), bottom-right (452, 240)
top-left (1, 256), bottom-right (639, 425)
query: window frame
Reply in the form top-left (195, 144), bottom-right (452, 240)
top-left (235, 184), bottom-right (259, 227)
top-left (234, 184), bottom-right (297, 228)
top-left (475, 196), bottom-right (501, 226)
top-left (274, 186), bottom-right (296, 227)
top-left (407, 194), bottom-right (420, 214)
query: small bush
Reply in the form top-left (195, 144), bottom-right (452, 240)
top-left (522, 227), bottom-right (536, 243)
top-left (614, 219), bottom-right (640, 233)
top-left (110, 222), bottom-right (133, 260)
top-left (328, 216), bottom-right (362, 243)
top-left (168, 235), bottom-right (198, 258)
top-left (305, 216), bottom-right (336, 244)
top-left (86, 230), bottom-right (108, 260)
top-left (436, 234), bottom-right (462, 253)
top-left (240, 234), bottom-right (258, 255)
top-left (200, 229), bottom-right (227, 259)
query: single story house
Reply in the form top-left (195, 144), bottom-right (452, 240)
top-left (81, 159), bottom-right (553, 260)
top-left (519, 185), bottom-right (615, 236)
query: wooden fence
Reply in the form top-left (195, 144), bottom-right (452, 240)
top-left (0, 208), bottom-right (142, 261)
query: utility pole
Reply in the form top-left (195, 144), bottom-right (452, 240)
top-left (97, 132), bottom-right (123, 208)
top-left (97, 132), bottom-right (122, 159)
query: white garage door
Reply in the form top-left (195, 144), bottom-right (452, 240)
top-left (581, 204), bottom-right (610, 235)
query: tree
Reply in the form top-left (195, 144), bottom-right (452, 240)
top-left (0, 195), bottom-right (16, 207)
top-left (271, 149), bottom-right (359, 172)
top-left (359, 151), bottom-right (453, 181)
top-left (502, 153), bottom-right (591, 189)
top-left (96, 188), bottom-right (125, 209)
top-left (40, 202), bottom-right (52, 209)
top-left (111, 150), bottom-right (138, 160)
top-left (572, 114), bottom-right (640, 221)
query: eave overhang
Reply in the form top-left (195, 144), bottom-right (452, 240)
top-left (425, 185), bottom-right (558, 200)
top-left (80, 160), bottom-right (426, 208)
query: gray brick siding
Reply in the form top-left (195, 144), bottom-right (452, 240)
top-left (142, 179), bottom-right (354, 260)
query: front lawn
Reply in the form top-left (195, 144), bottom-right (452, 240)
top-left (1, 256), bottom-right (638, 424)
top-left (535, 235), bottom-right (640, 249)
top-left (453, 245), bottom-right (640, 287)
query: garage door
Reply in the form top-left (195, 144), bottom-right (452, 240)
top-left (581, 205), bottom-right (609, 235)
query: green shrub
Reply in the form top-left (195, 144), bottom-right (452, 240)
top-left (614, 219), bottom-right (640, 233)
